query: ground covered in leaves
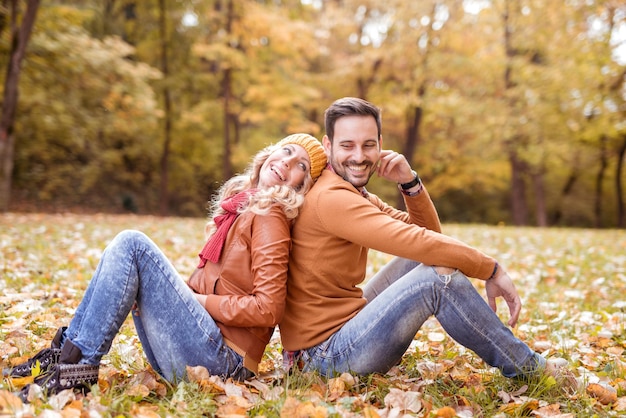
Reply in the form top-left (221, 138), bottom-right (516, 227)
top-left (0, 213), bottom-right (625, 417)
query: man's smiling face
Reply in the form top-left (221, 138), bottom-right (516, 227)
top-left (323, 115), bottom-right (381, 189)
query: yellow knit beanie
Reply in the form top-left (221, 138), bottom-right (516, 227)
top-left (277, 133), bottom-right (327, 181)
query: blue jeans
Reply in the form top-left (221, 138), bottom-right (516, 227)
top-left (60, 230), bottom-right (253, 382)
top-left (299, 257), bottom-right (544, 378)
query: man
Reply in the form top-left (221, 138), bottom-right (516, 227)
top-left (280, 97), bottom-right (569, 382)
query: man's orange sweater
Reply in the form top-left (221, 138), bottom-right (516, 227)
top-left (279, 169), bottom-right (497, 351)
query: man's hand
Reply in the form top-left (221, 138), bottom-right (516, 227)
top-left (376, 150), bottom-right (415, 184)
top-left (485, 267), bottom-right (522, 327)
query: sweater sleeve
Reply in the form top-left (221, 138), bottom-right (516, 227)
top-left (368, 186), bottom-right (442, 233)
top-left (204, 207), bottom-right (290, 327)
top-left (317, 183), bottom-right (496, 280)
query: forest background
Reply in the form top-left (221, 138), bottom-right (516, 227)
top-left (0, 0), bottom-right (624, 228)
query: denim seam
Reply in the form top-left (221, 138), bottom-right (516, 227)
top-left (437, 276), bottom-right (524, 373)
top-left (75, 243), bottom-right (139, 362)
top-left (139, 241), bottom-right (245, 378)
top-left (316, 278), bottom-right (437, 370)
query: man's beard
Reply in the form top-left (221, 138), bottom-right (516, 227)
top-left (330, 155), bottom-right (375, 188)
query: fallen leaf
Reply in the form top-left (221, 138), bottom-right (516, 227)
top-left (60, 405), bottom-right (82, 418)
top-left (186, 364), bottom-right (211, 383)
top-left (427, 332), bottom-right (445, 342)
top-left (129, 370), bottom-right (167, 397)
top-left (130, 403), bottom-right (162, 418)
top-left (533, 340), bottom-right (553, 352)
top-left (433, 406), bottom-right (457, 417)
top-left (0, 390), bottom-right (23, 411)
top-left (614, 396), bottom-right (626, 412)
top-left (48, 388), bottom-right (76, 410)
top-left (246, 378), bottom-right (283, 401)
top-left (215, 395), bottom-right (251, 417)
top-left (586, 383), bottom-right (617, 405)
top-left (5, 375), bottom-right (34, 388)
top-left (414, 361), bottom-right (443, 379)
top-left (126, 384), bottom-right (150, 398)
top-left (280, 396), bottom-right (328, 418)
top-left (361, 405), bottom-right (381, 418)
top-left (462, 373), bottom-right (485, 393)
top-left (530, 403), bottom-right (575, 417)
top-left (383, 388), bottom-right (422, 414)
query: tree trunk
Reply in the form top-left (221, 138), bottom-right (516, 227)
top-left (158, 0), bottom-right (172, 216)
top-left (502, 0), bottom-right (529, 226)
top-left (220, 0), bottom-right (235, 181)
top-left (356, 58), bottom-right (382, 101)
top-left (510, 149), bottom-right (528, 225)
top-left (221, 69), bottom-right (233, 180)
top-left (594, 135), bottom-right (608, 228)
top-left (0, 0), bottom-right (40, 212)
top-left (396, 5), bottom-right (435, 210)
top-left (531, 169), bottom-right (547, 227)
top-left (615, 135), bottom-right (626, 228)
top-left (395, 105), bottom-right (423, 209)
top-left (551, 152), bottom-right (580, 225)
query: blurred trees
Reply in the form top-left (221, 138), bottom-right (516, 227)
top-left (0, 0), bottom-right (624, 227)
top-left (0, 0), bottom-right (40, 212)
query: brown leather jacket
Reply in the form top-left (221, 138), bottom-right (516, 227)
top-left (187, 205), bottom-right (291, 372)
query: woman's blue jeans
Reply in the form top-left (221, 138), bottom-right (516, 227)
top-left (60, 230), bottom-right (253, 382)
top-left (300, 257), bottom-right (544, 378)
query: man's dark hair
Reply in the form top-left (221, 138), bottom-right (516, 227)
top-left (324, 97), bottom-right (382, 142)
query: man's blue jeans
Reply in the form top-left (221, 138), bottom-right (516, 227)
top-left (60, 230), bottom-right (253, 382)
top-left (299, 257), bottom-right (544, 377)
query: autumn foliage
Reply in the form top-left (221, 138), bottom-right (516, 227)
top-left (1, 213), bottom-right (625, 416)
top-left (0, 1), bottom-right (625, 227)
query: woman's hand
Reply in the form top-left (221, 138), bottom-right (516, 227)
top-left (193, 292), bottom-right (207, 307)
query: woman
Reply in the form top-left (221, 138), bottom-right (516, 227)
top-left (5, 133), bottom-right (327, 402)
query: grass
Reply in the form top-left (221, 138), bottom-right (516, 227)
top-left (0, 213), bottom-right (625, 416)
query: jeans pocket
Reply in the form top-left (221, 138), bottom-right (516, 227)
top-left (306, 338), bottom-right (333, 362)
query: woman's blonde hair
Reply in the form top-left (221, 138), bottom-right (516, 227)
top-left (204, 143), bottom-right (315, 237)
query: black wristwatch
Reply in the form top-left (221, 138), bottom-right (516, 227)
top-left (400, 170), bottom-right (420, 190)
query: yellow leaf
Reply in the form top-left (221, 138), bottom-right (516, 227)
top-left (32, 360), bottom-right (42, 377)
top-left (6, 375), bottom-right (34, 388)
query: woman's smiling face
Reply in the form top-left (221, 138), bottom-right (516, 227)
top-left (258, 144), bottom-right (310, 189)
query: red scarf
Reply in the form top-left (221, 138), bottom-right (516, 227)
top-left (197, 189), bottom-right (256, 267)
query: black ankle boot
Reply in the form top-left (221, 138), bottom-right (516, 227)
top-left (3, 327), bottom-right (66, 378)
top-left (18, 363), bottom-right (100, 402)
top-left (18, 338), bottom-right (99, 402)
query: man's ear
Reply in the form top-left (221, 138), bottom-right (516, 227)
top-left (379, 135), bottom-right (383, 150)
top-left (322, 135), bottom-right (332, 156)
